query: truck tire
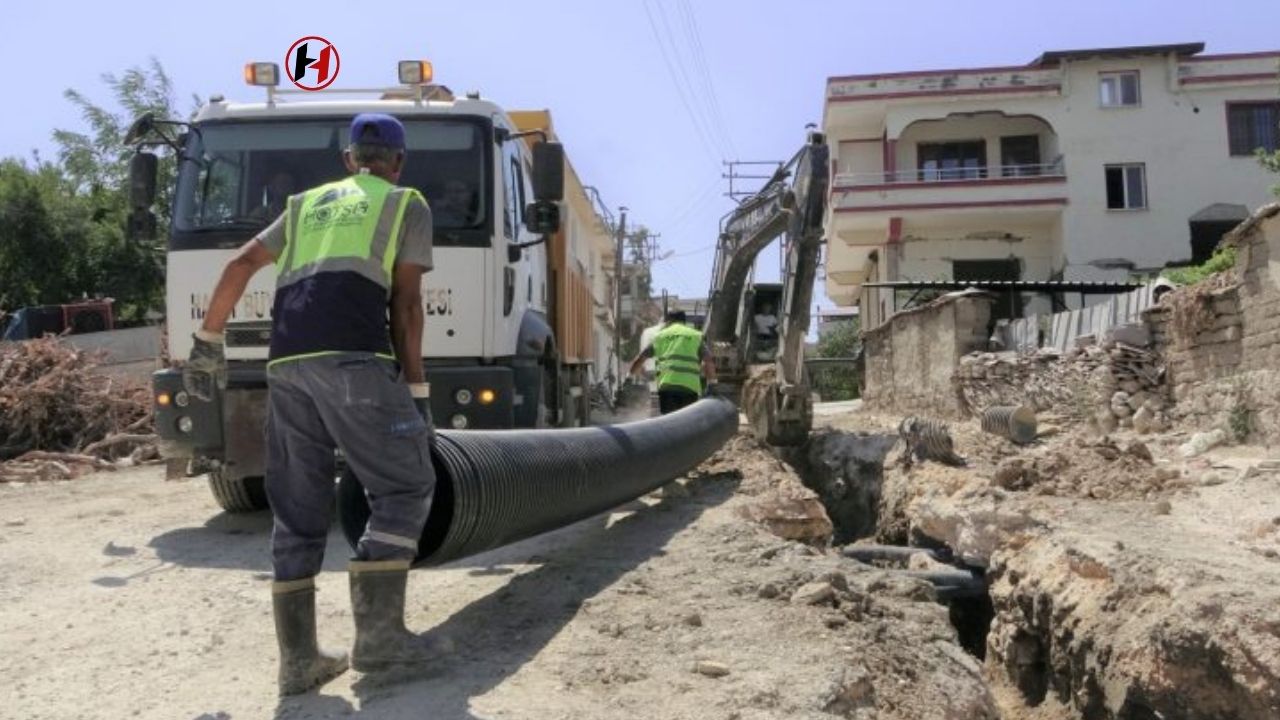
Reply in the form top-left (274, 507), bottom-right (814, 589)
top-left (536, 365), bottom-right (556, 429)
top-left (209, 471), bottom-right (269, 513)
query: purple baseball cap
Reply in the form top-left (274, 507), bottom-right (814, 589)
top-left (349, 113), bottom-right (406, 150)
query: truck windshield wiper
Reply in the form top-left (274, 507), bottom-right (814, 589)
top-left (190, 217), bottom-right (268, 232)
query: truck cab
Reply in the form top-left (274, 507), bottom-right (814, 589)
top-left (131, 62), bottom-right (569, 511)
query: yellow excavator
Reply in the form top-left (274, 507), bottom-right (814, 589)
top-left (703, 131), bottom-right (829, 446)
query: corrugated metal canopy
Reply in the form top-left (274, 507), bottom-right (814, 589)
top-left (863, 280), bottom-right (1145, 294)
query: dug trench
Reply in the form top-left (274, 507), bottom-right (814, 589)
top-left (775, 429), bottom-right (998, 663)
top-left (791, 410), bottom-right (1280, 720)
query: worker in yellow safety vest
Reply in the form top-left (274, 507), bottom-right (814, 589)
top-left (628, 310), bottom-right (718, 414)
top-left (184, 113), bottom-right (444, 695)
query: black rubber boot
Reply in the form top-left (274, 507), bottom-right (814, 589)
top-left (272, 578), bottom-right (350, 696)
top-left (349, 560), bottom-right (452, 672)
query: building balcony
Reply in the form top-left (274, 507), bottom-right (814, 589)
top-left (829, 159), bottom-right (1068, 234)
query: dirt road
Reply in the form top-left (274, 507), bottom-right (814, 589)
top-left (0, 436), bottom-right (993, 720)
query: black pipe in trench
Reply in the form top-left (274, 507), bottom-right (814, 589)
top-left (337, 398), bottom-right (739, 567)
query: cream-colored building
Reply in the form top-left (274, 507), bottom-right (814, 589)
top-left (822, 43), bottom-right (1280, 329)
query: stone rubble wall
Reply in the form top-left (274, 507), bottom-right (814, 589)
top-left (954, 343), bottom-right (1169, 433)
top-left (1144, 202), bottom-right (1280, 446)
top-left (862, 293), bottom-right (994, 419)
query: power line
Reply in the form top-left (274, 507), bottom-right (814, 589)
top-left (640, 0), bottom-right (727, 166)
top-left (651, 0), bottom-right (732, 160)
top-left (664, 179), bottom-right (723, 232)
top-left (656, 174), bottom-right (720, 228)
top-left (676, 0), bottom-right (736, 158)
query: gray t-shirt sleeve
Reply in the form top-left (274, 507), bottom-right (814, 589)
top-left (396, 195), bottom-right (433, 271)
top-left (255, 214), bottom-right (287, 257)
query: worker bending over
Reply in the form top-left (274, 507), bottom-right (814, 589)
top-left (628, 310), bottom-right (717, 414)
top-left (185, 114), bottom-right (441, 695)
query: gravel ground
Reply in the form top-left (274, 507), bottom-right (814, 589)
top-left (0, 431), bottom-right (994, 720)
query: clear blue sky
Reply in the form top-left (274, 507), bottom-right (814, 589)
top-left (4, 0), bottom-right (1277, 306)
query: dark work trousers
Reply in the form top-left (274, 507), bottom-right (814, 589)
top-left (265, 353), bottom-right (435, 581)
top-left (657, 386), bottom-right (700, 415)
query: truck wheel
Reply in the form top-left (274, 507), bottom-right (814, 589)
top-left (208, 471), bottom-right (269, 513)
top-left (536, 366), bottom-right (556, 428)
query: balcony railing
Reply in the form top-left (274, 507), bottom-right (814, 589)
top-left (834, 158), bottom-right (1066, 188)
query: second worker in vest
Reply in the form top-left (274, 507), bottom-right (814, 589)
top-left (628, 310), bottom-right (718, 414)
top-left (183, 114), bottom-right (442, 695)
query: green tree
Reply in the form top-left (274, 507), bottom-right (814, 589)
top-left (812, 317), bottom-right (861, 401)
top-left (44, 58), bottom-right (196, 321)
top-left (0, 160), bottom-right (74, 308)
top-left (1260, 72), bottom-right (1280, 196)
top-left (0, 59), bottom-right (194, 322)
top-left (1260, 148), bottom-right (1280, 196)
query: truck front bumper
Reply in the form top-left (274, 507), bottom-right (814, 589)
top-left (152, 362), bottom-right (517, 461)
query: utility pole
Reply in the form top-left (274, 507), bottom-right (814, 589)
top-left (613, 207), bottom-right (628, 386)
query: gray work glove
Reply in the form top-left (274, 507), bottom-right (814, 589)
top-left (184, 330), bottom-right (227, 401)
top-left (409, 382), bottom-right (435, 443)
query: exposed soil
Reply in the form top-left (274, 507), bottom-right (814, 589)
top-left (0, 428), bottom-right (996, 720)
top-left (823, 407), bottom-right (1280, 719)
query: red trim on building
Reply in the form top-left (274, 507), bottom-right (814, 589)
top-left (827, 64), bottom-right (1038, 83)
top-left (1183, 50), bottom-right (1280, 63)
top-left (835, 198), bottom-right (1068, 214)
top-left (825, 49), bottom-right (1280, 84)
top-left (839, 137), bottom-right (882, 144)
top-left (1180, 72), bottom-right (1279, 85)
top-left (828, 84), bottom-right (1062, 103)
top-left (888, 217), bottom-right (903, 243)
top-left (835, 175), bottom-right (1066, 193)
top-left (883, 136), bottom-right (896, 175)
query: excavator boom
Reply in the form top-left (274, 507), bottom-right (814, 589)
top-left (704, 132), bottom-right (829, 445)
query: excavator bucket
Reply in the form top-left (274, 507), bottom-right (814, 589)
top-left (742, 367), bottom-right (812, 446)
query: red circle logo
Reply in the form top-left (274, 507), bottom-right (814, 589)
top-left (285, 36), bottom-right (340, 91)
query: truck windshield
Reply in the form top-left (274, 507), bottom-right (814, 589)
top-left (173, 118), bottom-right (489, 247)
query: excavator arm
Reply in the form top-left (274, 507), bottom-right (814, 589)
top-left (704, 132), bottom-right (829, 445)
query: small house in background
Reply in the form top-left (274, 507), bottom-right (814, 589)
top-left (821, 42), bottom-right (1280, 331)
top-left (817, 305), bottom-right (860, 341)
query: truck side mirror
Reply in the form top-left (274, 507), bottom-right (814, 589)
top-left (127, 152), bottom-right (159, 242)
top-left (531, 142), bottom-right (564, 202)
top-left (129, 152), bottom-right (158, 210)
top-left (523, 201), bottom-right (560, 236)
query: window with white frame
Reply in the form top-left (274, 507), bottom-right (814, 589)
top-left (1104, 164), bottom-right (1147, 210)
top-left (1099, 71), bottom-right (1140, 108)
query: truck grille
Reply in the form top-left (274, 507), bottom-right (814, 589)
top-left (225, 321), bottom-right (272, 348)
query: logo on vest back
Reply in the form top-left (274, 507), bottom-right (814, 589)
top-left (303, 194), bottom-right (370, 229)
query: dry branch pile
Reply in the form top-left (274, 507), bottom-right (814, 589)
top-left (0, 337), bottom-right (156, 482)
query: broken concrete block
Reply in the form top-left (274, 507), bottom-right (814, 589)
top-left (790, 581), bottom-right (836, 606)
top-left (1179, 429), bottom-right (1227, 458)
top-left (1132, 406), bottom-right (1156, 435)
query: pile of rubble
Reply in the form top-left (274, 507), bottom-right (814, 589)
top-left (956, 349), bottom-right (1099, 417)
top-left (955, 339), bottom-right (1169, 434)
top-left (1090, 342), bottom-right (1170, 434)
top-left (989, 435), bottom-right (1187, 500)
top-left (0, 337), bottom-right (156, 482)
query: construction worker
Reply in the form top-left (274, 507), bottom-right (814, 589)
top-left (628, 309), bottom-right (718, 414)
top-left (183, 114), bottom-right (440, 695)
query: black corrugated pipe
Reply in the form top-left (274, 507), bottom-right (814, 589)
top-left (337, 398), bottom-right (739, 567)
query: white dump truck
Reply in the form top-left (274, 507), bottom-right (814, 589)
top-left (126, 60), bottom-right (606, 511)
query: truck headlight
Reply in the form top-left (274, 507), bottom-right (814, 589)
top-left (454, 388), bottom-right (473, 406)
top-left (174, 391), bottom-right (190, 408)
top-left (177, 416), bottom-right (194, 434)
top-left (450, 414), bottom-right (469, 429)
